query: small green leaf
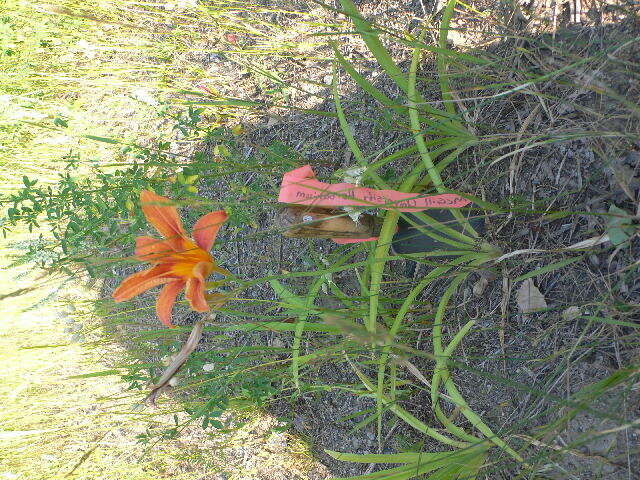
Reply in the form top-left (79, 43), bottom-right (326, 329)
top-left (53, 117), bottom-right (68, 127)
top-left (606, 204), bottom-right (635, 245)
top-left (209, 419), bottom-right (224, 429)
top-left (84, 135), bottom-right (120, 144)
top-left (608, 226), bottom-right (631, 245)
top-left (269, 279), bottom-right (307, 311)
top-left (514, 256), bottom-right (584, 282)
top-left (67, 369), bottom-right (121, 379)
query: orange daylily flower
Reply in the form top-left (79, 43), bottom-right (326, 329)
top-left (113, 190), bottom-right (230, 328)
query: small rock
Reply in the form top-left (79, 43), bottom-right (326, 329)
top-left (293, 414), bottom-right (305, 431)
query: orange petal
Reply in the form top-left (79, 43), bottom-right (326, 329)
top-left (192, 210), bottom-right (228, 251)
top-left (156, 281), bottom-right (185, 328)
top-left (112, 264), bottom-right (174, 302)
top-left (135, 236), bottom-right (176, 263)
top-left (184, 262), bottom-right (211, 312)
top-left (140, 190), bottom-right (186, 248)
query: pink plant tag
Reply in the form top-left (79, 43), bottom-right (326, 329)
top-left (278, 165), bottom-right (472, 244)
top-left (279, 165), bottom-right (470, 211)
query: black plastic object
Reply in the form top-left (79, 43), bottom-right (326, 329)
top-left (391, 210), bottom-right (485, 255)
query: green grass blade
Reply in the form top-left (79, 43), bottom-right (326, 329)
top-left (437, 0), bottom-right (458, 118)
top-left (339, 0), bottom-right (409, 94)
top-left (326, 450), bottom-right (449, 464)
top-left (346, 355), bottom-right (468, 448)
top-left (429, 268), bottom-right (525, 462)
top-left (332, 43), bottom-right (399, 110)
top-left (577, 315), bottom-right (639, 329)
top-left (513, 256), bottom-right (584, 282)
top-left (407, 29), bottom-right (479, 240)
top-left (269, 278), bottom-right (323, 389)
top-left (375, 255), bottom-right (481, 444)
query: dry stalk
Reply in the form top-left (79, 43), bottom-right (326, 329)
top-left (145, 314), bottom-right (212, 406)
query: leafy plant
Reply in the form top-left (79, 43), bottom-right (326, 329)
top-left (310, 2), bottom-right (522, 476)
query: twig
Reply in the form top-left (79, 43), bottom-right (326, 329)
top-left (65, 431), bottom-right (109, 477)
top-left (492, 233), bottom-right (610, 264)
top-left (500, 274), bottom-right (512, 373)
top-left (145, 316), bottom-right (208, 406)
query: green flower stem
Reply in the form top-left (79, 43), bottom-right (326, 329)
top-left (408, 30), bottom-right (446, 194)
top-left (375, 254), bottom-right (481, 445)
top-left (430, 274), bottom-right (481, 442)
top-left (437, 0), bottom-right (482, 240)
top-left (431, 266), bottom-right (525, 462)
top-left (408, 27), bottom-right (482, 242)
top-left (438, 0), bottom-right (458, 118)
top-left (346, 355), bottom-right (470, 449)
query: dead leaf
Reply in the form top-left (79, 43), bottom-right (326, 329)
top-left (562, 306), bottom-right (581, 321)
top-left (145, 318), bottom-right (206, 406)
top-left (472, 269), bottom-right (496, 297)
top-left (517, 279), bottom-right (548, 313)
top-left (566, 233), bottom-right (610, 250)
top-left (264, 115), bottom-right (281, 128)
top-left (472, 277), bottom-right (489, 297)
top-left (493, 234), bottom-right (611, 264)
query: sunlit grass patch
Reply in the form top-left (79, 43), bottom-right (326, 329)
top-left (0, 230), bottom-right (327, 479)
top-left (0, 234), bottom-right (197, 480)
